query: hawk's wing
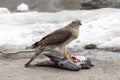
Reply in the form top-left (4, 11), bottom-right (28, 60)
top-left (39, 28), bottom-right (72, 46)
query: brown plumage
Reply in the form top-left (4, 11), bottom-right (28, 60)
top-left (25, 19), bottom-right (82, 67)
top-left (32, 28), bottom-right (72, 48)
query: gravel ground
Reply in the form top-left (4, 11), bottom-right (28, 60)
top-left (0, 58), bottom-right (120, 80)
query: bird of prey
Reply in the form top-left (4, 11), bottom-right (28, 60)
top-left (25, 19), bottom-right (82, 67)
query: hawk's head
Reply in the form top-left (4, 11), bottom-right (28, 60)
top-left (65, 19), bottom-right (82, 29)
top-left (71, 19), bottom-right (82, 26)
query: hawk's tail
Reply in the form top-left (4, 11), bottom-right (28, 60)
top-left (31, 41), bottom-right (40, 49)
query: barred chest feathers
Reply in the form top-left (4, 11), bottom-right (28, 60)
top-left (71, 26), bottom-right (79, 39)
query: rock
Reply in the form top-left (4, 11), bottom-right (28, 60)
top-left (84, 44), bottom-right (97, 49)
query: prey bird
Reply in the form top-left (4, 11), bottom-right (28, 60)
top-left (25, 19), bottom-right (82, 67)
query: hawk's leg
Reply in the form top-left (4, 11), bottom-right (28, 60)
top-left (63, 50), bottom-right (72, 61)
top-left (59, 46), bottom-right (72, 61)
top-left (25, 46), bottom-right (45, 67)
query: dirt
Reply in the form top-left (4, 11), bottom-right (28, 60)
top-left (0, 58), bottom-right (120, 80)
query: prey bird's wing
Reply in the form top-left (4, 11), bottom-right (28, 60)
top-left (40, 28), bottom-right (72, 46)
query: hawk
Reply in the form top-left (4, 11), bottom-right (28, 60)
top-left (25, 19), bottom-right (82, 67)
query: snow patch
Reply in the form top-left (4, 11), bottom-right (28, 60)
top-left (0, 8), bottom-right (120, 52)
top-left (17, 3), bottom-right (29, 12)
top-left (98, 37), bottom-right (120, 49)
top-left (0, 8), bottom-right (10, 14)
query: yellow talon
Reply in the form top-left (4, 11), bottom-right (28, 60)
top-left (63, 51), bottom-right (72, 61)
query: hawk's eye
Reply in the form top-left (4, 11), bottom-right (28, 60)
top-left (79, 22), bottom-right (82, 25)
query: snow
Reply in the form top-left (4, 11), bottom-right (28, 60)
top-left (99, 37), bottom-right (120, 48)
top-left (17, 3), bottom-right (29, 12)
top-left (0, 8), bottom-right (120, 53)
top-left (0, 8), bottom-right (10, 14)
